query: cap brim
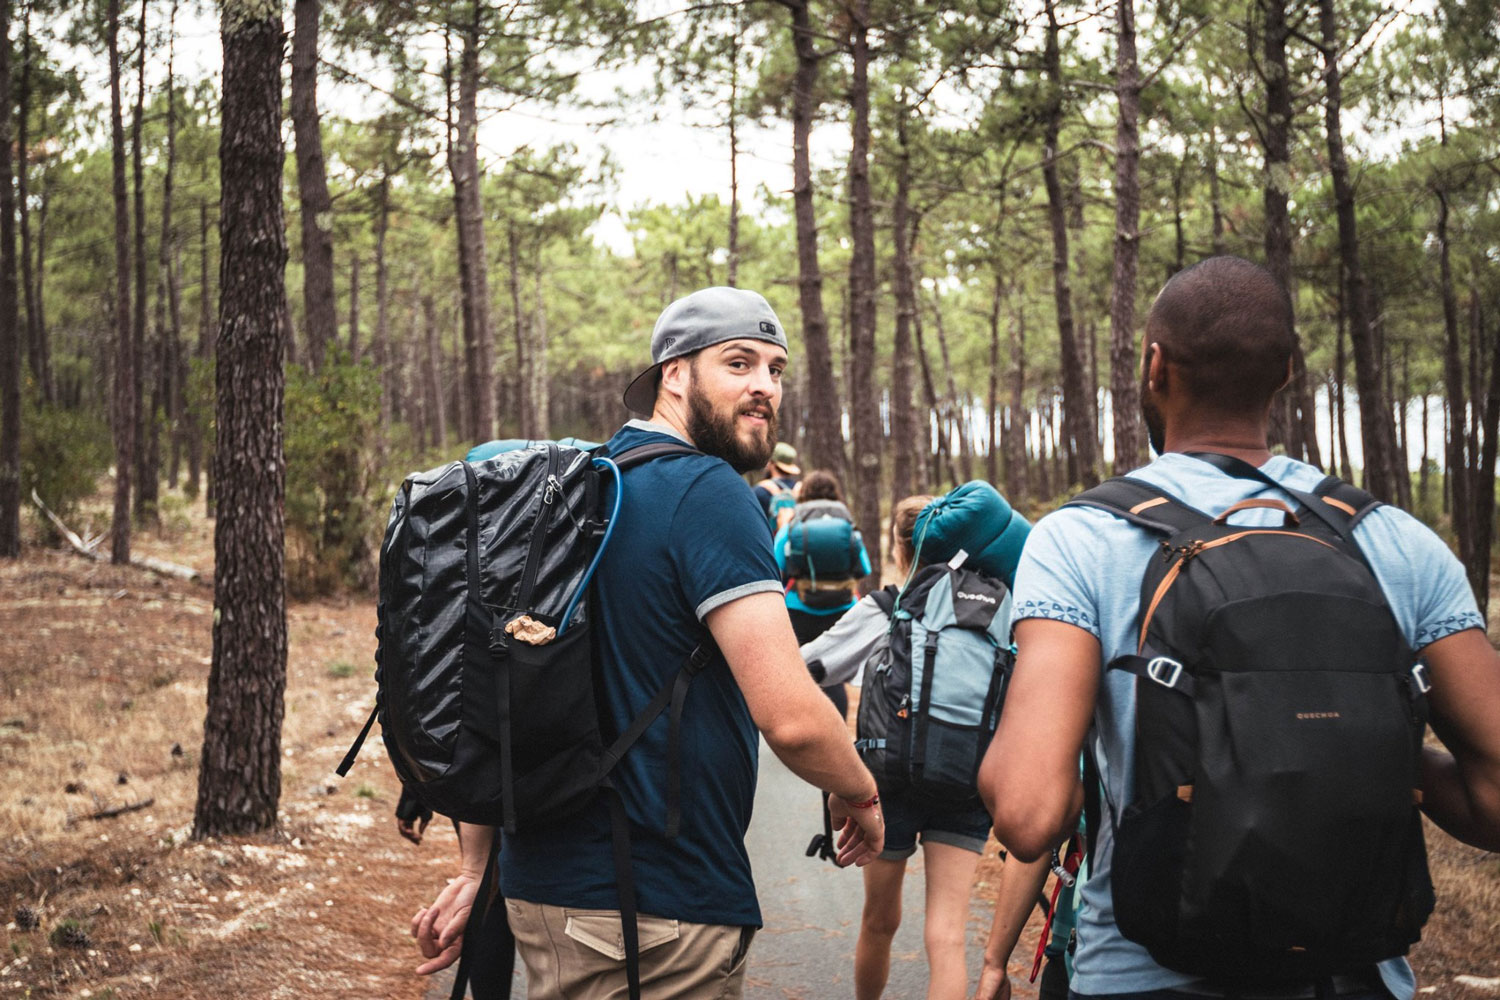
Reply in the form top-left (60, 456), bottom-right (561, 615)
top-left (773, 461), bottom-right (801, 476)
top-left (622, 363), bottom-right (663, 415)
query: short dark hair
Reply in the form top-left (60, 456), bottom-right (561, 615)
top-left (1145, 256), bottom-right (1296, 411)
top-left (799, 470), bottom-right (842, 503)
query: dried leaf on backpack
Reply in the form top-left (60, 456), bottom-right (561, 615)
top-left (505, 615), bottom-right (557, 646)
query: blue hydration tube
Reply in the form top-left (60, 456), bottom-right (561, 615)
top-left (557, 455), bottom-right (622, 634)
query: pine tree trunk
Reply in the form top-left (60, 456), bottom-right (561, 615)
top-left (930, 286), bottom-right (970, 483)
top-left (290, 0), bottom-right (335, 372)
top-left (986, 277), bottom-right (1001, 487)
top-left (108, 0), bottom-right (134, 564)
top-left (1437, 187), bottom-right (1473, 574)
top-left (1320, 0), bottom-right (1394, 498)
top-left (193, 0), bottom-right (288, 840)
top-left (784, 0), bottom-right (844, 479)
top-left (1209, 125), bottom-right (1226, 256)
top-left (0, 0), bottom-right (18, 557)
top-left (726, 15), bottom-right (740, 288)
top-left (1041, 0), bottom-right (1095, 489)
top-left (1110, 0), bottom-right (1145, 476)
top-left (889, 106), bottom-right (917, 505)
top-left (424, 293), bottom-right (447, 452)
top-left (846, 0), bottom-right (882, 586)
top-left (914, 304), bottom-right (953, 491)
top-left (1470, 293), bottom-right (1497, 610)
top-left (1261, 0), bottom-right (1296, 458)
top-left (453, 6), bottom-right (494, 442)
top-left (161, 0), bottom-right (181, 491)
top-left (529, 246), bottom-right (549, 440)
top-left (1419, 395), bottom-right (1430, 507)
top-left (507, 225), bottom-right (531, 436)
top-left (1008, 304), bottom-right (1029, 504)
top-left (186, 194), bottom-right (210, 502)
top-left (132, 0), bottom-right (157, 525)
top-left (347, 252), bottom-right (359, 361)
top-left (374, 172), bottom-right (391, 440)
top-left (16, 2), bottom-right (46, 404)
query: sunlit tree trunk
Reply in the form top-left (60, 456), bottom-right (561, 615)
top-left (291, 0), bottom-right (336, 371)
top-left (1110, 0), bottom-right (1146, 475)
top-left (108, 0), bottom-right (134, 563)
top-left (0, 0), bottom-right (18, 557)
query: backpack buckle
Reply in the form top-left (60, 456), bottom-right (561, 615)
top-left (1410, 661), bottom-right (1431, 695)
top-left (1146, 656), bottom-right (1184, 690)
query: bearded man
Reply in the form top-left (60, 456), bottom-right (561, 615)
top-left (414, 287), bottom-right (884, 1000)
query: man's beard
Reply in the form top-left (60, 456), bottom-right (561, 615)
top-left (687, 383), bottom-right (777, 474)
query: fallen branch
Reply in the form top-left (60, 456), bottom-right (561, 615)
top-left (31, 490), bottom-right (202, 582)
top-left (85, 797), bottom-right (155, 821)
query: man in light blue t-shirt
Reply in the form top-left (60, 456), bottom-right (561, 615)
top-left (981, 256), bottom-right (1500, 1000)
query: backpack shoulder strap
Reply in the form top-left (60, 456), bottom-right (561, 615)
top-left (870, 585), bottom-right (898, 617)
top-left (1064, 477), bottom-right (1212, 537)
top-left (609, 441), bottom-right (702, 471)
top-left (1312, 476), bottom-right (1381, 529)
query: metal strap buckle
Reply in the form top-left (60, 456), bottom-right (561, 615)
top-left (1411, 661), bottom-right (1432, 695)
top-left (1146, 656), bottom-right (1184, 690)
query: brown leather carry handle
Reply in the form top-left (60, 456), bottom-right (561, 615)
top-left (1212, 498), bottom-right (1300, 527)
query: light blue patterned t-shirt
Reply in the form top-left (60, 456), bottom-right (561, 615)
top-left (1010, 452), bottom-right (1484, 998)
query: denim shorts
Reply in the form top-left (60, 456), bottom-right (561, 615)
top-left (877, 783), bottom-right (992, 860)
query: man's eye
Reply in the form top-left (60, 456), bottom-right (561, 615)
top-left (770, 367), bottom-right (785, 379)
top-left (729, 360), bottom-right (749, 371)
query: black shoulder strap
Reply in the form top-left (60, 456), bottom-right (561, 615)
top-left (1064, 477), bottom-right (1213, 537)
top-left (870, 585), bottom-right (898, 617)
top-left (1313, 475), bottom-right (1382, 528)
top-left (610, 441), bottom-right (702, 471)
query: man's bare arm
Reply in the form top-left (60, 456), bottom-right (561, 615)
top-left (1418, 628), bottom-right (1500, 851)
top-left (981, 618), bottom-right (1099, 862)
top-left (708, 591), bottom-right (884, 864)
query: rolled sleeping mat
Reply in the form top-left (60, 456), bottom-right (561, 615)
top-left (915, 480), bottom-right (1031, 588)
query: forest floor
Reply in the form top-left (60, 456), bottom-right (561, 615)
top-left (1, 493), bottom-right (1499, 999)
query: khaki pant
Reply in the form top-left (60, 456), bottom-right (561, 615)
top-left (505, 899), bottom-right (754, 1000)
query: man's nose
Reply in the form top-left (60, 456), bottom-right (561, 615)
top-left (749, 363), bottom-right (778, 399)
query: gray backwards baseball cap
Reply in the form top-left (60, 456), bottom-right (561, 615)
top-left (623, 286), bottom-right (789, 415)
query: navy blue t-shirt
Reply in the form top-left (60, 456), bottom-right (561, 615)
top-left (499, 421), bottom-right (784, 927)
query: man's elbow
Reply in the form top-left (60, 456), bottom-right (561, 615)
top-left (760, 713), bottom-right (827, 757)
top-left (990, 800), bottom-right (1062, 863)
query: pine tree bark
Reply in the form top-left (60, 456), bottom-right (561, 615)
top-left (779, 0), bottom-right (844, 479)
top-left (161, 0), bottom-right (182, 491)
top-left (423, 293), bottom-right (447, 451)
top-left (16, 2), bottom-right (46, 403)
top-left (291, 0), bottom-right (336, 372)
top-left (108, 0), bottom-right (134, 564)
top-left (194, 0), bottom-right (289, 840)
top-left (889, 104), bottom-right (917, 505)
top-left (986, 277), bottom-right (1001, 487)
top-left (374, 172), bottom-right (391, 439)
top-left (132, 0), bottom-right (156, 525)
top-left (507, 224), bottom-right (531, 436)
top-left (1319, 0), bottom-right (1395, 499)
top-left (846, 0), bottom-right (882, 586)
top-left (1470, 294), bottom-right (1498, 609)
top-left (1040, 0), bottom-right (1096, 489)
top-left (529, 246), bottom-right (549, 440)
top-left (347, 252), bottom-right (359, 361)
top-left (1436, 187), bottom-right (1472, 575)
top-left (1110, 0), bottom-right (1146, 475)
top-left (452, 5), bottom-right (495, 442)
top-left (1008, 303), bottom-right (1029, 504)
top-left (0, 0), bottom-right (18, 558)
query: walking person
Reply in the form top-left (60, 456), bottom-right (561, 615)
top-left (802, 482), bottom-right (1030, 1000)
top-left (411, 286), bottom-right (884, 1000)
top-left (772, 468), bottom-right (872, 717)
top-left (984, 255), bottom-right (1500, 1000)
top-left (753, 441), bottom-right (802, 530)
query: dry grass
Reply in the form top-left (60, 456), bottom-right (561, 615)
top-left (0, 497), bottom-right (450, 999)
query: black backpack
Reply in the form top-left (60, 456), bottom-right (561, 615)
top-left (1066, 454), bottom-right (1434, 984)
top-left (338, 439), bottom-right (708, 1000)
top-left (855, 563), bottom-right (1012, 802)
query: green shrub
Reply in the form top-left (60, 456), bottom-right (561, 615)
top-left (20, 394), bottom-right (112, 524)
top-left (284, 351), bottom-right (382, 596)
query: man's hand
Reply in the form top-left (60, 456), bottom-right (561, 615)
top-left (827, 794), bottom-right (884, 867)
top-left (411, 872), bottom-right (480, 975)
top-left (396, 813), bottom-right (430, 846)
top-left (973, 961), bottom-right (1012, 1000)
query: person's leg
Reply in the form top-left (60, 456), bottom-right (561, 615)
top-left (920, 839), bottom-right (984, 1000)
top-left (855, 857), bottom-right (909, 1000)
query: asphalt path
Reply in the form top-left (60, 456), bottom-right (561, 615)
top-left (425, 737), bottom-right (1030, 999)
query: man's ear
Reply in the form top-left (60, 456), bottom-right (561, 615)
top-left (1146, 342), bottom-right (1167, 392)
top-left (659, 357), bottom-right (690, 399)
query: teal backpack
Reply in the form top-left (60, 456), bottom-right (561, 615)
top-left (782, 500), bottom-right (863, 610)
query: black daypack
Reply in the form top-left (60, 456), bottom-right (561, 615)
top-left (855, 563), bottom-right (1012, 802)
top-left (1066, 455), bottom-right (1434, 984)
top-left (338, 439), bottom-right (709, 1000)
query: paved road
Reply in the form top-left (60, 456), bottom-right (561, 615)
top-left (427, 737), bottom-right (1034, 999)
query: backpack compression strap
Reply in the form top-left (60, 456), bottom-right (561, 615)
top-left (1186, 451), bottom-right (1379, 545)
top-left (1063, 477), bottom-right (1215, 537)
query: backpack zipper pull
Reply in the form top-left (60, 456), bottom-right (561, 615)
top-left (896, 693), bottom-right (911, 719)
top-left (1180, 539), bottom-right (1206, 562)
top-left (543, 475), bottom-right (563, 504)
